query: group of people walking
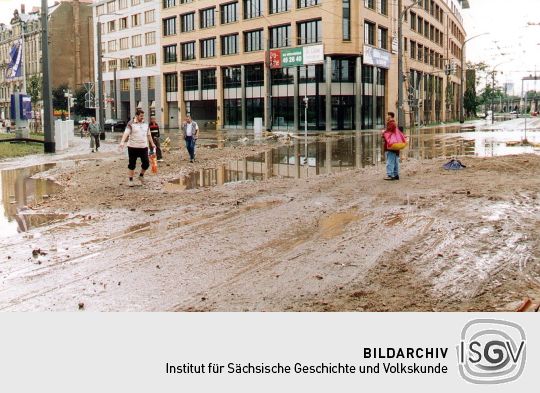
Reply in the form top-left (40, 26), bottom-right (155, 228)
top-left (117, 109), bottom-right (199, 187)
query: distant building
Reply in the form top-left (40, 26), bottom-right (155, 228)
top-left (92, 0), bottom-right (161, 123)
top-left (0, 0), bottom-right (94, 121)
top-left (160, 0), bottom-right (469, 131)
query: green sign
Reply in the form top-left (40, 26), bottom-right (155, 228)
top-left (280, 48), bottom-right (304, 68)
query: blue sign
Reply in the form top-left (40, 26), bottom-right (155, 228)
top-left (7, 39), bottom-right (23, 79)
top-left (10, 94), bottom-right (32, 120)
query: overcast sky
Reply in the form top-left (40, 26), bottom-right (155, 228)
top-left (1, 0), bottom-right (539, 94)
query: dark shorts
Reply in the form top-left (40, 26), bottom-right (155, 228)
top-left (127, 147), bottom-right (149, 171)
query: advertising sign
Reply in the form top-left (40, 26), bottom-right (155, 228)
top-left (363, 46), bottom-right (392, 69)
top-left (270, 45), bottom-right (324, 69)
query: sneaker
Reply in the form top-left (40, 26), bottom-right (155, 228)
top-left (393, 176), bottom-right (400, 180)
top-left (128, 179), bottom-right (135, 187)
top-left (138, 176), bottom-right (145, 185)
top-left (189, 159), bottom-right (194, 163)
top-left (91, 149), bottom-right (95, 153)
top-left (383, 176), bottom-right (397, 181)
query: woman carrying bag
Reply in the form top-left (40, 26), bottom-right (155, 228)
top-left (382, 112), bottom-right (407, 181)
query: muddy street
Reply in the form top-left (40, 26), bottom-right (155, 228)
top-left (0, 120), bottom-right (539, 311)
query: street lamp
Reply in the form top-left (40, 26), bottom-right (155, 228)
top-left (397, 0), bottom-right (422, 131)
top-left (459, 32), bottom-right (489, 123)
top-left (490, 60), bottom-right (513, 124)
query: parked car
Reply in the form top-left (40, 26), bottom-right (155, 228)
top-left (103, 119), bottom-right (127, 132)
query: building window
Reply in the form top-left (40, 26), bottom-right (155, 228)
top-left (200, 38), bottom-right (216, 58)
top-left (131, 14), bottom-right (141, 27)
top-left (145, 32), bottom-right (156, 45)
top-left (200, 7), bottom-right (215, 28)
top-left (221, 2), bottom-right (238, 24)
top-left (377, 26), bottom-right (388, 50)
top-left (181, 12), bottom-right (195, 32)
top-left (410, 12), bottom-right (416, 30)
top-left (245, 63), bottom-right (264, 87)
top-left (119, 0), bottom-right (128, 9)
top-left (145, 10), bottom-right (155, 24)
top-left (107, 1), bottom-right (115, 13)
top-left (270, 24), bottom-right (290, 48)
top-left (134, 77), bottom-right (141, 91)
top-left (181, 41), bottom-right (196, 60)
top-left (131, 0), bottom-right (140, 5)
top-left (163, 0), bottom-right (176, 8)
top-left (202, 69), bottom-right (216, 90)
top-left (183, 71), bottom-right (198, 91)
top-left (297, 19), bottom-right (321, 45)
top-left (244, 29), bottom-right (263, 52)
top-left (148, 76), bottom-right (156, 89)
top-left (96, 4), bottom-right (105, 15)
top-left (132, 34), bottom-right (142, 48)
top-left (270, 0), bottom-right (290, 14)
top-left (121, 79), bottom-right (130, 91)
top-left (134, 55), bottom-right (143, 67)
top-left (120, 58), bottom-right (129, 69)
top-left (108, 20), bottom-right (116, 33)
top-left (119, 17), bottom-right (128, 30)
top-left (163, 17), bottom-right (177, 36)
top-left (244, 0), bottom-right (263, 18)
top-left (364, 0), bottom-right (374, 10)
top-left (364, 21), bottom-right (375, 45)
top-left (163, 44), bottom-right (177, 63)
top-left (164, 73), bottom-right (178, 92)
top-left (221, 34), bottom-right (238, 55)
top-left (298, 0), bottom-right (319, 7)
top-left (381, 0), bottom-right (388, 15)
top-left (343, 0), bottom-right (350, 41)
top-left (146, 53), bottom-right (157, 66)
top-left (108, 40), bottom-right (117, 52)
top-left (223, 67), bottom-right (242, 88)
top-left (120, 37), bottom-right (129, 50)
top-left (108, 59), bottom-right (117, 70)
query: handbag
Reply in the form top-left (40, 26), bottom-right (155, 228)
top-left (384, 128), bottom-right (408, 151)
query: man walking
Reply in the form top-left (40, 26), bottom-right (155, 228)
top-left (382, 112), bottom-right (400, 181)
top-left (181, 114), bottom-right (199, 163)
top-left (119, 108), bottom-right (156, 187)
top-left (89, 117), bottom-right (100, 153)
top-left (149, 116), bottom-right (163, 162)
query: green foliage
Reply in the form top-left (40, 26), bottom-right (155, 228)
top-left (27, 75), bottom-right (42, 106)
top-left (72, 87), bottom-right (95, 118)
top-left (52, 84), bottom-right (68, 111)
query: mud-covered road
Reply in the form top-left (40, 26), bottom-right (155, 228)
top-left (1, 124), bottom-right (539, 311)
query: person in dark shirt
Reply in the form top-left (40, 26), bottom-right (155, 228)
top-left (149, 116), bottom-right (163, 161)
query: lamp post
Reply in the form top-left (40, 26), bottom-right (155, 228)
top-left (490, 60), bottom-right (512, 124)
top-left (41, 0), bottom-right (54, 153)
top-left (397, 0), bottom-right (422, 130)
top-left (459, 33), bottom-right (489, 123)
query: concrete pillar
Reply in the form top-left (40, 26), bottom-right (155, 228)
top-left (264, 59), bottom-right (271, 131)
top-left (155, 75), bottom-right (162, 127)
top-left (264, 150), bottom-right (272, 180)
top-left (141, 76), bottom-right (149, 118)
top-left (216, 67), bottom-right (224, 129)
top-left (372, 67), bottom-right (377, 129)
top-left (129, 78), bottom-right (135, 120)
top-left (241, 65), bottom-right (246, 128)
top-left (293, 66), bottom-right (299, 132)
top-left (355, 57), bottom-right (362, 131)
top-left (325, 56), bottom-right (332, 132)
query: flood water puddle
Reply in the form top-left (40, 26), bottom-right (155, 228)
top-left (166, 127), bottom-right (540, 191)
top-left (0, 164), bottom-right (63, 238)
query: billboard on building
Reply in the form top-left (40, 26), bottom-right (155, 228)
top-left (270, 45), bottom-right (324, 69)
top-left (363, 46), bottom-right (391, 69)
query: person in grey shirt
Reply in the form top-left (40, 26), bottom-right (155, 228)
top-left (181, 115), bottom-right (199, 163)
top-left (88, 117), bottom-right (100, 153)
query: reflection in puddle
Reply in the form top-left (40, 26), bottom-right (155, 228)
top-left (166, 127), bottom-right (540, 191)
top-left (0, 164), bottom-right (63, 238)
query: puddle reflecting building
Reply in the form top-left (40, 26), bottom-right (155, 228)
top-left (160, 0), bottom-right (468, 131)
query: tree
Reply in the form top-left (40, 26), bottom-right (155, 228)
top-left (27, 75), bottom-right (42, 106)
top-left (72, 87), bottom-right (95, 118)
top-left (52, 84), bottom-right (68, 112)
top-left (464, 69), bottom-right (477, 117)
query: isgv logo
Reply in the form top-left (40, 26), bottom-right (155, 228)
top-left (457, 319), bottom-right (526, 384)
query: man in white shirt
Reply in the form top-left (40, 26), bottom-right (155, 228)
top-left (119, 108), bottom-right (156, 187)
top-left (181, 114), bottom-right (199, 163)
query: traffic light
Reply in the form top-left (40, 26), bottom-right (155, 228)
top-left (70, 97), bottom-right (76, 107)
top-left (128, 55), bottom-right (136, 69)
